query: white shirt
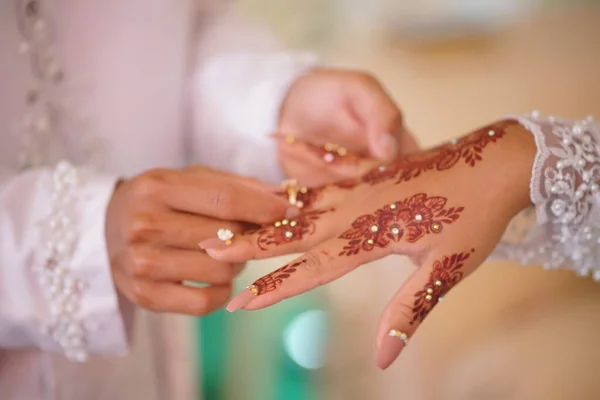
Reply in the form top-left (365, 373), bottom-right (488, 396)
top-left (0, 1), bottom-right (317, 398)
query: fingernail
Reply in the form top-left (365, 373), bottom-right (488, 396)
top-left (198, 238), bottom-right (228, 250)
top-left (376, 134), bottom-right (398, 161)
top-left (226, 286), bottom-right (258, 312)
top-left (285, 207), bottom-right (301, 219)
top-left (376, 329), bottom-right (408, 370)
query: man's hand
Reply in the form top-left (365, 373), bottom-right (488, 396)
top-left (105, 166), bottom-right (294, 315)
top-left (277, 68), bottom-right (418, 186)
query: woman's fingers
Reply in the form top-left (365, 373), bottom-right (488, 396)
top-left (226, 235), bottom-right (392, 312)
top-left (376, 248), bottom-right (478, 370)
top-left (201, 208), bottom-right (340, 263)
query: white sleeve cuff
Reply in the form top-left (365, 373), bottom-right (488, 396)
top-left (37, 162), bottom-right (129, 360)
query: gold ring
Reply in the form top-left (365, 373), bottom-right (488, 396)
top-left (282, 179), bottom-right (299, 206)
top-left (388, 329), bottom-right (409, 345)
top-left (247, 284), bottom-right (259, 296)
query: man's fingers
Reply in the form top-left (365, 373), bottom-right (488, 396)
top-left (395, 127), bottom-right (420, 155)
top-left (117, 277), bottom-right (233, 316)
top-left (347, 76), bottom-right (402, 161)
top-left (185, 165), bottom-right (281, 192)
top-left (123, 245), bottom-right (241, 284)
top-left (376, 249), bottom-right (477, 369)
top-left (275, 135), bottom-right (381, 184)
top-left (200, 208), bottom-right (339, 263)
top-left (133, 169), bottom-right (295, 225)
top-left (126, 211), bottom-right (245, 250)
top-left (275, 140), bottom-right (347, 187)
top-left (225, 235), bottom-right (392, 312)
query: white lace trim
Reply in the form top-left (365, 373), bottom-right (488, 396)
top-left (37, 160), bottom-right (89, 361)
top-left (491, 112), bottom-right (600, 279)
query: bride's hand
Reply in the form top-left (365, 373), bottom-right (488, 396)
top-left (203, 119), bottom-right (536, 368)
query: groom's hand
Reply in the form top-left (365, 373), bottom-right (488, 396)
top-left (105, 166), bottom-right (294, 315)
top-left (277, 67), bottom-right (419, 186)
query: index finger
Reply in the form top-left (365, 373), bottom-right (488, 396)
top-left (160, 170), bottom-right (296, 225)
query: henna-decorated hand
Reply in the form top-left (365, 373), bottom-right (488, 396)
top-left (276, 68), bottom-right (419, 186)
top-left (203, 119), bottom-right (537, 369)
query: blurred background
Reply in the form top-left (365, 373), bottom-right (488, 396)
top-left (198, 1), bottom-right (600, 399)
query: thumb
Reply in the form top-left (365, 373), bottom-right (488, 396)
top-left (368, 131), bottom-right (399, 162)
top-left (347, 82), bottom-right (403, 161)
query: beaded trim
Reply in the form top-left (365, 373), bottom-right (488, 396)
top-left (14, 0), bottom-right (91, 361)
top-left (37, 161), bottom-right (89, 361)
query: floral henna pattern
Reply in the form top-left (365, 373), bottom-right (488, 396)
top-left (338, 193), bottom-right (463, 256)
top-left (255, 208), bottom-right (333, 250)
top-left (362, 119), bottom-right (517, 186)
top-left (295, 186), bottom-right (325, 209)
top-left (410, 250), bottom-right (474, 325)
top-left (250, 258), bottom-right (308, 295)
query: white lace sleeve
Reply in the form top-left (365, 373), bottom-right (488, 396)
top-left (491, 112), bottom-right (600, 279)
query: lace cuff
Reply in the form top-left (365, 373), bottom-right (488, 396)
top-left (491, 112), bottom-right (600, 279)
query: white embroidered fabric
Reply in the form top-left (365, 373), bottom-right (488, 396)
top-left (491, 112), bottom-right (600, 279)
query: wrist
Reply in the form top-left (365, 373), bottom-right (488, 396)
top-left (496, 120), bottom-right (537, 216)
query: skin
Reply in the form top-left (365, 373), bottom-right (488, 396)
top-left (276, 68), bottom-right (419, 186)
top-left (203, 120), bottom-right (537, 368)
top-left (105, 68), bottom-right (416, 316)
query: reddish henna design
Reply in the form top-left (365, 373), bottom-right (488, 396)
top-left (338, 193), bottom-right (463, 256)
top-left (293, 179), bottom-right (359, 209)
top-left (255, 208), bottom-right (333, 250)
top-left (250, 258), bottom-right (308, 295)
top-left (295, 186), bottom-right (325, 209)
top-left (362, 120), bottom-right (516, 186)
top-left (410, 249), bottom-right (474, 325)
